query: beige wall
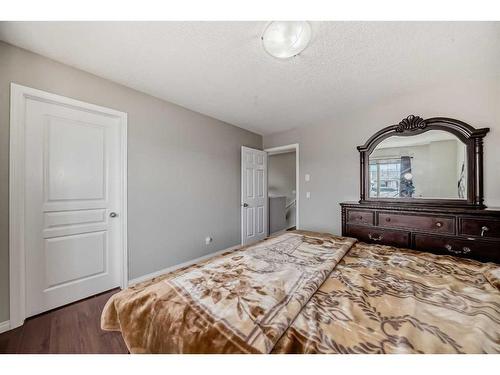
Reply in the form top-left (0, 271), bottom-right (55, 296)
top-left (264, 78), bottom-right (500, 235)
top-left (0, 42), bottom-right (262, 322)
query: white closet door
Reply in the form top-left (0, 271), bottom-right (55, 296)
top-left (24, 97), bottom-right (123, 317)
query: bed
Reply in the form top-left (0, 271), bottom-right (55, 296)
top-left (101, 115), bottom-right (500, 353)
top-left (101, 231), bottom-right (500, 354)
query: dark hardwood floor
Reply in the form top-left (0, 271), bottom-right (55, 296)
top-left (0, 289), bottom-right (128, 354)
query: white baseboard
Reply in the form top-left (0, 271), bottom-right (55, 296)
top-left (0, 320), bottom-right (10, 334)
top-left (128, 244), bottom-right (241, 286)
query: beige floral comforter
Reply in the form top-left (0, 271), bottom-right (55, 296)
top-left (273, 242), bottom-right (500, 354)
top-left (101, 231), bottom-right (355, 353)
top-left (101, 231), bottom-right (500, 354)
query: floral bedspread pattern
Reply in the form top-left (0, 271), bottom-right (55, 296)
top-left (101, 231), bottom-right (356, 353)
top-left (272, 242), bottom-right (500, 354)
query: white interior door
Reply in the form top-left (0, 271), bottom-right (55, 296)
top-left (23, 95), bottom-right (125, 317)
top-left (241, 146), bottom-right (268, 245)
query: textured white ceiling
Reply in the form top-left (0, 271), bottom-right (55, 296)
top-left (1, 21), bottom-right (499, 135)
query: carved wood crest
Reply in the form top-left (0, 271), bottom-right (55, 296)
top-left (395, 115), bottom-right (427, 132)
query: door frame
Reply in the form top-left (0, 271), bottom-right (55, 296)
top-left (9, 83), bottom-right (128, 329)
top-left (264, 143), bottom-right (300, 230)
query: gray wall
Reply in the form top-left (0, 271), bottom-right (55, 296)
top-left (264, 78), bottom-right (500, 235)
top-left (0, 41), bottom-right (262, 322)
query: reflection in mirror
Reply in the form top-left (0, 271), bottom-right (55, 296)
top-left (368, 130), bottom-right (467, 199)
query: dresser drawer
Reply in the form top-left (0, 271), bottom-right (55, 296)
top-left (414, 234), bottom-right (500, 264)
top-left (346, 210), bottom-right (374, 225)
top-left (345, 225), bottom-right (410, 248)
top-left (379, 212), bottom-right (455, 234)
top-left (460, 218), bottom-right (500, 239)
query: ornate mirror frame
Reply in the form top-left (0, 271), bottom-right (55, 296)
top-left (358, 115), bottom-right (490, 209)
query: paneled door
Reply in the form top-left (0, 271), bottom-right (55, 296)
top-left (241, 146), bottom-right (268, 245)
top-left (19, 87), bottom-right (127, 318)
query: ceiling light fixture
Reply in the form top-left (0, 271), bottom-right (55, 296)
top-left (261, 21), bottom-right (312, 59)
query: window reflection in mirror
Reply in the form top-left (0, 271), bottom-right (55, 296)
top-left (368, 130), bottom-right (467, 199)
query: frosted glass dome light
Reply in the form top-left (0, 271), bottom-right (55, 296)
top-left (261, 21), bottom-right (312, 59)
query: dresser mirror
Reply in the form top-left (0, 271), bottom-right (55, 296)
top-left (369, 130), bottom-right (467, 200)
top-left (358, 115), bottom-right (489, 208)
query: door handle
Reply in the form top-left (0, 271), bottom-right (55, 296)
top-left (444, 244), bottom-right (471, 255)
top-left (481, 226), bottom-right (489, 237)
top-left (368, 233), bottom-right (383, 241)
top-left (109, 212), bottom-right (118, 218)
top-left (241, 203), bottom-right (249, 207)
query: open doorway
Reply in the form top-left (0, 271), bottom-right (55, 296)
top-left (265, 144), bottom-right (299, 235)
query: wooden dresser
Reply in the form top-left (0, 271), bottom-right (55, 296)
top-left (343, 115), bottom-right (499, 264)
top-left (341, 202), bottom-right (500, 264)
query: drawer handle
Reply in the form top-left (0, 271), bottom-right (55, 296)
top-left (444, 244), bottom-right (471, 255)
top-left (481, 226), bottom-right (489, 237)
top-left (358, 216), bottom-right (363, 220)
top-left (435, 221), bottom-right (443, 228)
top-left (368, 233), bottom-right (383, 241)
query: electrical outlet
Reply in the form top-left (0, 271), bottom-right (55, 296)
top-left (306, 192), bottom-right (311, 199)
top-left (205, 236), bottom-right (213, 245)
